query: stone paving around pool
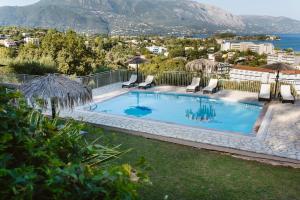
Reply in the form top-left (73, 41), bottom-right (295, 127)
top-left (59, 83), bottom-right (300, 162)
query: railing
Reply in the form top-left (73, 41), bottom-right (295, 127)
top-left (152, 71), bottom-right (218, 87)
top-left (0, 74), bottom-right (40, 85)
top-left (77, 70), bottom-right (132, 89)
top-left (0, 70), bottom-right (132, 89)
top-left (0, 70), bottom-right (298, 98)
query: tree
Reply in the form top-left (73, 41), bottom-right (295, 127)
top-left (186, 49), bottom-right (200, 61)
top-left (0, 47), bottom-right (16, 59)
top-left (18, 43), bottom-right (42, 60)
top-left (168, 47), bottom-right (185, 58)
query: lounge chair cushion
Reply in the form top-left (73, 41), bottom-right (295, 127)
top-left (203, 79), bottom-right (218, 92)
top-left (186, 78), bottom-right (200, 91)
top-left (122, 75), bottom-right (137, 86)
top-left (259, 84), bottom-right (271, 100)
top-left (138, 76), bottom-right (154, 88)
top-left (281, 85), bottom-right (294, 101)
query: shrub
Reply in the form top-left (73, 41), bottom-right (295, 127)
top-left (8, 58), bottom-right (58, 75)
top-left (0, 88), bottom-right (149, 199)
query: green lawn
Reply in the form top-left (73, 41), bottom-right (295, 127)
top-left (90, 128), bottom-right (300, 200)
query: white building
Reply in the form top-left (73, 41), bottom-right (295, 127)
top-left (22, 33), bottom-right (31, 37)
top-left (146, 46), bottom-right (167, 54)
top-left (128, 63), bottom-right (137, 69)
top-left (267, 52), bottom-right (295, 65)
top-left (126, 39), bottom-right (139, 45)
top-left (4, 40), bottom-right (16, 48)
top-left (208, 54), bottom-right (216, 62)
top-left (198, 46), bottom-right (205, 51)
top-left (221, 42), bottom-right (231, 52)
top-left (215, 39), bottom-right (224, 45)
top-left (185, 47), bottom-right (194, 51)
top-left (221, 41), bottom-right (274, 55)
top-left (24, 37), bottom-right (40, 46)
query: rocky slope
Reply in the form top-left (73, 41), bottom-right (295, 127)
top-left (0, 0), bottom-right (299, 35)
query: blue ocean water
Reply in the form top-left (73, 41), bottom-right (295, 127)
top-left (89, 91), bottom-right (262, 135)
top-left (271, 34), bottom-right (300, 52)
top-left (193, 33), bottom-right (300, 52)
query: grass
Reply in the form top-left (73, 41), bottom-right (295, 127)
top-left (89, 128), bottom-right (300, 200)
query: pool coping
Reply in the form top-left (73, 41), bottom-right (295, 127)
top-left (61, 104), bottom-right (298, 161)
top-left (96, 123), bottom-right (300, 166)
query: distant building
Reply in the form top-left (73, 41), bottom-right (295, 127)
top-left (24, 37), bottom-right (40, 46)
top-left (0, 34), bottom-right (6, 39)
top-left (215, 39), bottom-right (224, 45)
top-left (198, 46), bottom-right (205, 51)
top-left (184, 47), bottom-right (194, 51)
top-left (221, 41), bottom-right (274, 55)
top-left (128, 63), bottom-right (137, 69)
top-left (227, 52), bottom-right (236, 60)
top-left (126, 39), bottom-right (139, 45)
top-left (146, 46), bottom-right (167, 54)
top-left (221, 42), bottom-right (231, 51)
top-left (3, 40), bottom-right (16, 48)
top-left (267, 52), bottom-right (295, 65)
top-left (22, 33), bottom-right (31, 37)
top-left (208, 54), bottom-right (215, 62)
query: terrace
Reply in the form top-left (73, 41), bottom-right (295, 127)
top-left (57, 82), bottom-right (300, 164)
top-left (1, 70), bottom-right (300, 165)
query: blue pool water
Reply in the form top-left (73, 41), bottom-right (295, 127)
top-left (89, 92), bottom-right (263, 135)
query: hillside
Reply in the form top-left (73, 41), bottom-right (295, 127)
top-left (0, 0), bottom-right (299, 35)
top-left (241, 15), bottom-right (300, 34)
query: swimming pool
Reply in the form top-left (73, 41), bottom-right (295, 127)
top-left (88, 91), bottom-right (263, 135)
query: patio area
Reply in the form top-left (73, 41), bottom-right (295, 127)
top-left (59, 83), bottom-right (300, 164)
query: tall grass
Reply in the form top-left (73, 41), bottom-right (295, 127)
top-left (7, 57), bottom-right (58, 75)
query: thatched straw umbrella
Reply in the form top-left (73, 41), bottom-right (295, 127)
top-left (126, 56), bottom-right (147, 83)
top-left (261, 63), bottom-right (296, 98)
top-left (20, 74), bottom-right (92, 119)
top-left (185, 59), bottom-right (218, 74)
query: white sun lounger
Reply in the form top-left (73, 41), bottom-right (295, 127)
top-left (122, 74), bottom-right (137, 88)
top-left (280, 85), bottom-right (295, 104)
top-left (203, 79), bottom-right (218, 94)
top-left (138, 75), bottom-right (154, 89)
top-left (258, 84), bottom-right (271, 101)
top-left (186, 77), bottom-right (201, 93)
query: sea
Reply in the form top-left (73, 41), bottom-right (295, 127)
top-left (193, 33), bottom-right (300, 52)
top-left (271, 34), bottom-right (300, 52)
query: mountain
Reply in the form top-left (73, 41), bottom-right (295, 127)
top-left (240, 15), bottom-right (300, 34)
top-left (0, 0), bottom-right (299, 35)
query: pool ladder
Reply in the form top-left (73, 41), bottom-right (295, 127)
top-left (89, 104), bottom-right (98, 111)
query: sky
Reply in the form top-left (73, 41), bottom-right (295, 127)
top-left (0, 0), bottom-right (299, 20)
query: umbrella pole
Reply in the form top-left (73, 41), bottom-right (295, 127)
top-left (51, 98), bottom-right (56, 119)
top-left (274, 70), bottom-right (280, 99)
top-left (136, 63), bottom-right (139, 84)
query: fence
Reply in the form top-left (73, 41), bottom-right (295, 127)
top-left (152, 71), bottom-right (217, 87)
top-left (145, 71), bottom-right (297, 97)
top-left (0, 74), bottom-right (40, 85)
top-left (0, 70), bottom-right (298, 98)
top-left (77, 70), bottom-right (132, 89)
top-left (230, 68), bottom-right (300, 95)
top-left (0, 70), bottom-right (132, 89)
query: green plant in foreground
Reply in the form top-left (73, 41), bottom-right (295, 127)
top-left (0, 87), bottom-right (149, 199)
